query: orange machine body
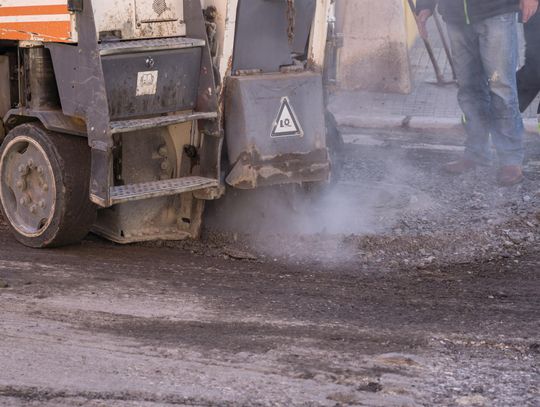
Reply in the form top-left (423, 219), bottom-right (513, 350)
top-left (0, 1), bottom-right (74, 43)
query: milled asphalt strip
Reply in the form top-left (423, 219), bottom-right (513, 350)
top-left (336, 115), bottom-right (539, 136)
top-left (341, 134), bottom-right (466, 152)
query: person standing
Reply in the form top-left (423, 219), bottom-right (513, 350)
top-left (517, 2), bottom-right (540, 113)
top-left (416, 0), bottom-right (531, 186)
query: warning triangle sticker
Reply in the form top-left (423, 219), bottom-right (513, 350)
top-left (271, 97), bottom-right (304, 138)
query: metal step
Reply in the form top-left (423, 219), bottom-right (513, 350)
top-left (110, 177), bottom-right (219, 204)
top-left (110, 112), bottom-right (218, 134)
top-left (99, 37), bottom-right (206, 56)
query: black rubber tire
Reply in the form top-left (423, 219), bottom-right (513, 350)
top-left (300, 111), bottom-right (344, 197)
top-left (0, 124), bottom-right (96, 248)
top-left (325, 110), bottom-right (344, 184)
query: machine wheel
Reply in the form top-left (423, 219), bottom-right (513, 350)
top-left (325, 110), bottom-right (344, 184)
top-left (299, 111), bottom-right (343, 196)
top-left (0, 123), bottom-right (96, 248)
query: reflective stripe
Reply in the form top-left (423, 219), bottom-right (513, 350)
top-left (463, 0), bottom-right (471, 24)
top-left (0, 15), bottom-right (70, 23)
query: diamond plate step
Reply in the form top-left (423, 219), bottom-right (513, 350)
top-left (110, 177), bottom-right (219, 204)
top-left (110, 112), bottom-right (218, 134)
top-left (99, 37), bottom-right (206, 56)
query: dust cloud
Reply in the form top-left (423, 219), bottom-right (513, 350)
top-left (204, 154), bottom-right (428, 262)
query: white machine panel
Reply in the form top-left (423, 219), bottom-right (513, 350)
top-left (92, 0), bottom-right (186, 40)
top-left (135, 0), bottom-right (181, 24)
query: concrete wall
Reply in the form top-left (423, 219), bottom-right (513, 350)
top-left (336, 0), bottom-right (413, 94)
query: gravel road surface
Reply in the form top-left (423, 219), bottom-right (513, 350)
top-left (0, 135), bottom-right (539, 407)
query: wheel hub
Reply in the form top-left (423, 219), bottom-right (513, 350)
top-left (0, 137), bottom-right (56, 237)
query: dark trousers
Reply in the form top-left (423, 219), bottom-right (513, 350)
top-left (517, 12), bottom-right (540, 113)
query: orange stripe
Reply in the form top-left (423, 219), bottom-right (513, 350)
top-left (0, 5), bottom-right (68, 17)
top-left (0, 21), bottom-right (71, 42)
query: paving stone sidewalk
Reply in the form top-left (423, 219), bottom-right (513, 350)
top-left (329, 17), bottom-right (539, 134)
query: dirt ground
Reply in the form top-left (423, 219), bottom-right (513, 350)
top-left (0, 133), bottom-right (539, 407)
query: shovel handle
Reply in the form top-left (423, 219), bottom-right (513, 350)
top-left (433, 12), bottom-right (457, 80)
top-left (407, 0), bottom-right (446, 84)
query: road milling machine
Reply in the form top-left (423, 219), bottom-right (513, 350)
top-left (0, 0), bottom-right (336, 247)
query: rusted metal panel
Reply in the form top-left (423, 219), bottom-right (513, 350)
top-left (0, 1), bottom-right (75, 42)
top-left (225, 71), bottom-right (330, 189)
top-left (225, 72), bottom-right (326, 162)
top-left (226, 148), bottom-right (330, 189)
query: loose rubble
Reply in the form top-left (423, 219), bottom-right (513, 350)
top-left (173, 138), bottom-right (540, 273)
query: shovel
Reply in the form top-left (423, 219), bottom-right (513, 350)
top-left (407, 0), bottom-right (456, 86)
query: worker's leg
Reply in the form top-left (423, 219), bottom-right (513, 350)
top-left (446, 22), bottom-right (492, 165)
top-left (517, 12), bottom-right (540, 113)
top-left (477, 12), bottom-right (524, 166)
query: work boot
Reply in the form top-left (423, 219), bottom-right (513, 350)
top-left (442, 158), bottom-right (477, 175)
top-left (497, 165), bottom-right (524, 187)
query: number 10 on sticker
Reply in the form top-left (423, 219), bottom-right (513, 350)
top-left (271, 97), bottom-right (304, 138)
